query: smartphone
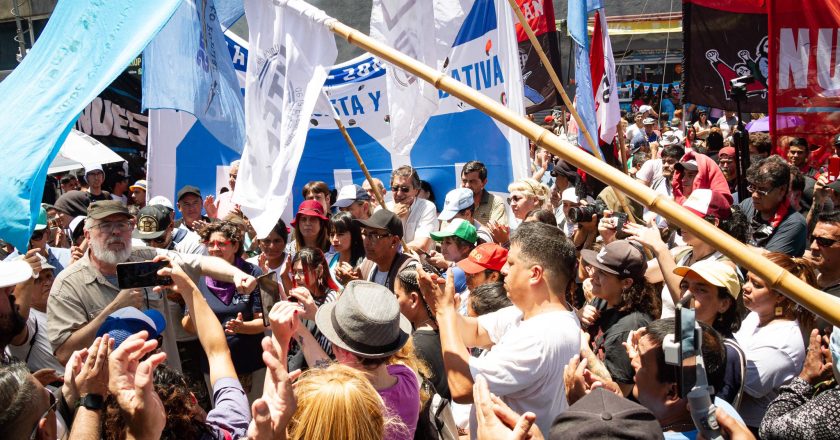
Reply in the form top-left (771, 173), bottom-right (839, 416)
top-left (257, 273), bottom-right (283, 327)
top-left (614, 212), bottom-right (630, 240)
top-left (829, 157), bottom-right (840, 182)
top-left (116, 261), bottom-right (172, 289)
top-left (675, 304), bottom-right (698, 398)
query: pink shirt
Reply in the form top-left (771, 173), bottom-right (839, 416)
top-left (379, 364), bottom-right (420, 440)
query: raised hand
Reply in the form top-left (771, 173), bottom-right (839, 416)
top-left (474, 375), bottom-right (543, 440)
top-left (203, 195), bottom-right (218, 219)
top-left (247, 336), bottom-right (301, 440)
top-left (76, 335), bottom-right (112, 396)
top-left (287, 287), bottom-right (317, 321)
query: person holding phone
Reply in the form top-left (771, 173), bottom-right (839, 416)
top-left (193, 220), bottom-right (265, 402)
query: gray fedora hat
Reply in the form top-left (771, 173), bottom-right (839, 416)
top-left (315, 280), bottom-right (411, 358)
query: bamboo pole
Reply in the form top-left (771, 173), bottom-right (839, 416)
top-left (325, 18), bottom-right (840, 327)
top-left (506, 0), bottom-right (636, 222)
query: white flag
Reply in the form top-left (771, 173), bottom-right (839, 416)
top-left (593, 10), bottom-right (620, 145)
top-left (235, 0), bottom-right (337, 236)
top-left (370, 0), bottom-right (439, 156)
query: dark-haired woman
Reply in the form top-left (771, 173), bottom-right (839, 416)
top-left (580, 240), bottom-right (660, 396)
top-left (287, 200), bottom-right (332, 259)
top-left (247, 218), bottom-right (293, 294)
top-left (674, 260), bottom-right (746, 408)
top-left (328, 212), bottom-right (365, 289)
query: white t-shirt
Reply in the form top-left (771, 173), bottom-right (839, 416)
top-left (6, 309), bottom-right (65, 374)
top-left (387, 198), bottom-right (438, 249)
top-left (468, 306), bottom-right (581, 437)
top-left (734, 312), bottom-right (806, 427)
top-left (626, 124), bottom-right (643, 142)
top-left (636, 159), bottom-right (663, 187)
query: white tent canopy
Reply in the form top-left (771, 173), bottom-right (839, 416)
top-left (49, 130), bottom-right (125, 174)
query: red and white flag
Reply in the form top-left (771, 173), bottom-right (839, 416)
top-left (590, 10), bottom-right (620, 145)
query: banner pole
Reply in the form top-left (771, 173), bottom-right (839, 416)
top-left (506, 0), bottom-right (636, 222)
top-left (325, 17), bottom-right (840, 328)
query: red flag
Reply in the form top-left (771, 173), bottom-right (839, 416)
top-left (768, 0), bottom-right (840, 157)
top-left (515, 0), bottom-right (562, 112)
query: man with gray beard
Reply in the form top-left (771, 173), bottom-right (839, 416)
top-left (46, 201), bottom-right (258, 369)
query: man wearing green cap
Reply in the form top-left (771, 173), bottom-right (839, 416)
top-left (3, 205), bottom-right (71, 275)
top-left (427, 219), bottom-right (478, 272)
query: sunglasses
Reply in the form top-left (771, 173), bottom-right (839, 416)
top-left (814, 236), bottom-right (840, 248)
top-left (391, 185), bottom-right (412, 193)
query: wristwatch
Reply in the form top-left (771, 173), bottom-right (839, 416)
top-left (79, 393), bottom-right (105, 410)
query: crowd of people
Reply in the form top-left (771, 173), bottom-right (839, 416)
top-left (2, 106), bottom-right (840, 440)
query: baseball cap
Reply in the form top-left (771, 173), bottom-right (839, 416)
top-left (561, 187), bottom-right (579, 204)
top-left (133, 205), bottom-right (172, 240)
top-left (581, 240), bottom-right (646, 280)
top-left (642, 117), bottom-right (656, 125)
top-left (176, 185), bottom-right (202, 201)
top-left (54, 190), bottom-right (91, 217)
top-left (291, 200), bottom-right (329, 228)
top-left (84, 163), bottom-right (103, 176)
top-left (549, 388), bottom-right (662, 439)
top-left (34, 206), bottom-right (48, 231)
top-left (675, 159), bottom-right (698, 171)
top-left (438, 188), bottom-right (474, 221)
top-left (456, 242), bottom-right (508, 274)
top-left (129, 180), bottom-right (148, 192)
top-left (631, 138), bottom-right (649, 154)
top-left (673, 260), bottom-right (741, 300)
top-left (87, 200), bottom-right (130, 220)
top-left (639, 104), bottom-right (652, 113)
top-left (354, 209), bottom-right (403, 238)
top-left (430, 218), bottom-right (478, 244)
top-left (96, 306), bottom-right (167, 348)
top-left (0, 259), bottom-right (33, 288)
top-left (551, 159), bottom-right (579, 180)
top-left (718, 146), bottom-right (736, 158)
top-left (332, 184), bottom-right (371, 208)
top-left (148, 196), bottom-right (174, 211)
top-left (681, 189), bottom-right (731, 220)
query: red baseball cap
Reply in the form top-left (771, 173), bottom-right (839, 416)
top-left (291, 199), bottom-right (328, 227)
top-left (457, 243), bottom-right (508, 274)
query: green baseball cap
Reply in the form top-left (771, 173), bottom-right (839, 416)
top-left (34, 206), bottom-right (48, 231)
top-left (430, 219), bottom-right (477, 245)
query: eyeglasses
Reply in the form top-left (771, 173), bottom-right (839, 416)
top-left (28, 389), bottom-right (57, 439)
top-left (814, 236), bottom-right (840, 248)
top-left (207, 240), bottom-right (233, 248)
top-left (361, 230), bottom-right (391, 243)
top-left (746, 184), bottom-right (772, 197)
top-left (93, 220), bottom-right (132, 233)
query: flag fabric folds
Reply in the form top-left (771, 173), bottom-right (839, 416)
top-left (143, 0), bottom-right (246, 151)
top-left (567, 0), bottom-right (603, 157)
top-left (515, 0), bottom-right (562, 113)
top-left (370, 0), bottom-right (440, 156)
top-left (590, 10), bottom-right (620, 145)
top-left (235, 0), bottom-right (338, 237)
top-left (0, 0), bottom-right (181, 252)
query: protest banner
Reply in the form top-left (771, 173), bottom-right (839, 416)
top-left (514, 0), bottom-right (561, 113)
top-left (0, 0), bottom-right (181, 251)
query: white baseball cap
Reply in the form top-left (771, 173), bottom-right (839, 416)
top-left (0, 260), bottom-right (33, 288)
top-left (84, 163), bottom-right (103, 175)
top-left (561, 187), bottom-right (579, 204)
top-left (148, 195), bottom-right (174, 211)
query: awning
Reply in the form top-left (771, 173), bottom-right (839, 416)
top-left (559, 12), bottom-right (682, 37)
top-left (614, 49), bottom-right (683, 66)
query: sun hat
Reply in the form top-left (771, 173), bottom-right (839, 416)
top-left (0, 259), bottom-right (33, 288)
top-left (291, 200), bottom-right (329, 227)
top-left (315, 280), bottom-right (411, 358)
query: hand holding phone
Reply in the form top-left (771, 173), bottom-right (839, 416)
top-left (117, 260), bottom-right (173, 289)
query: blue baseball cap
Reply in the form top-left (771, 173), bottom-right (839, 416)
top-left (97, 306), bottom-right (166, 348)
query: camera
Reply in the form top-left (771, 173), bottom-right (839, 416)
top-left (729, 74), bottom-right (754, 100)
top-left (567, 198), bottom-right (608, 223)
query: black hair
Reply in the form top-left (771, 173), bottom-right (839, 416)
top-left (661, 145), bottom-right (686, 161)
top-left (329, 211), bottom-right (365, 266)
top-left (817, 210), bottom-right (840, 224)
top-left (714, 286), bottom-right (742, 336)
top-left (644, 318), bottom-right (726, 394)
top-left (462, 161), bottom-right (488, 181)
top-left (789, 137), bottom-right (810, 149)
top-left (292, 247), bottom-right (334, 294)
top-left (270, 218), bottom-right (289, 245)
top-left (709, 205), bottom-right (749, 243)
top-left (789, 165), bottom-right (805, 193)
top-left (396, 263), bottom-right (437, 322)
top-left (510, 222), bottom-right (576, 294)
top-left (524, 209), bottom-right (558, 227)
top-left (419, 180), bottom-right (436, 203)
top-left (469, 282), bottom-right (511, 316)
top-left (457, 204), bottom-right (476, 219)
top-left (746, 155), bottom-right (790, 193)
top-left (391, 165), bottom-right (422, 190)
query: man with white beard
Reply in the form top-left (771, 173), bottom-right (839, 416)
top-left (46, 201), bottom-right (258, 368)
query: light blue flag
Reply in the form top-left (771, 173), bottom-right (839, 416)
top-left (215, 0), bottom-right (245, 28)
top-left (143, 0), bottom-right (246, 151)
top-left (0, 0), bottom-right (182, 252)
top-left (568, 0), bottom-right (603, 156)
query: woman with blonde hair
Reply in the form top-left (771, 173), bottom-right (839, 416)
top-left (734, 252), bottom-right (816, 434)
top-left (289, 363), bottom-right (390, 440)
top-left (506, 178), bottom-right (550, 222)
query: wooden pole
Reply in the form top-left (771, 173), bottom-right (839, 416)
top-left (506, 0), bottom-right (636, 222)
top-left (325, 18), bottom-right (840, 328)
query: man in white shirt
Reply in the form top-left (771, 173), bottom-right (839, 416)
top-left (420, 222), bottom-right (581, 436)
top-left (386, 165), bottom-right (438, 252)
top-left (625, 112), bottom-right (645, 142)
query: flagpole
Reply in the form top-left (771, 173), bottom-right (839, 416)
top-left (324, 17), bottom-right (840, 328)
top-left (505, 0), bottom-right (604, 162)
top-left (506, 1), bottom-right (638, 223)
top-left (333, 115), bottom-right (412, 251)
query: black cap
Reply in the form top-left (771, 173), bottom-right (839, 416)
top-left (551, 159), bottom-right (579, 180)
top-left (581, 240), bottom-right (646, 280)
top-left (177, 185), bottom-right (202, 201)
top-left (132, 205), bottom-right (172, 240)
top-left (549, 388), bottom-right (663, 439)
top-left (354, 209), bottom-right (403, 238)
